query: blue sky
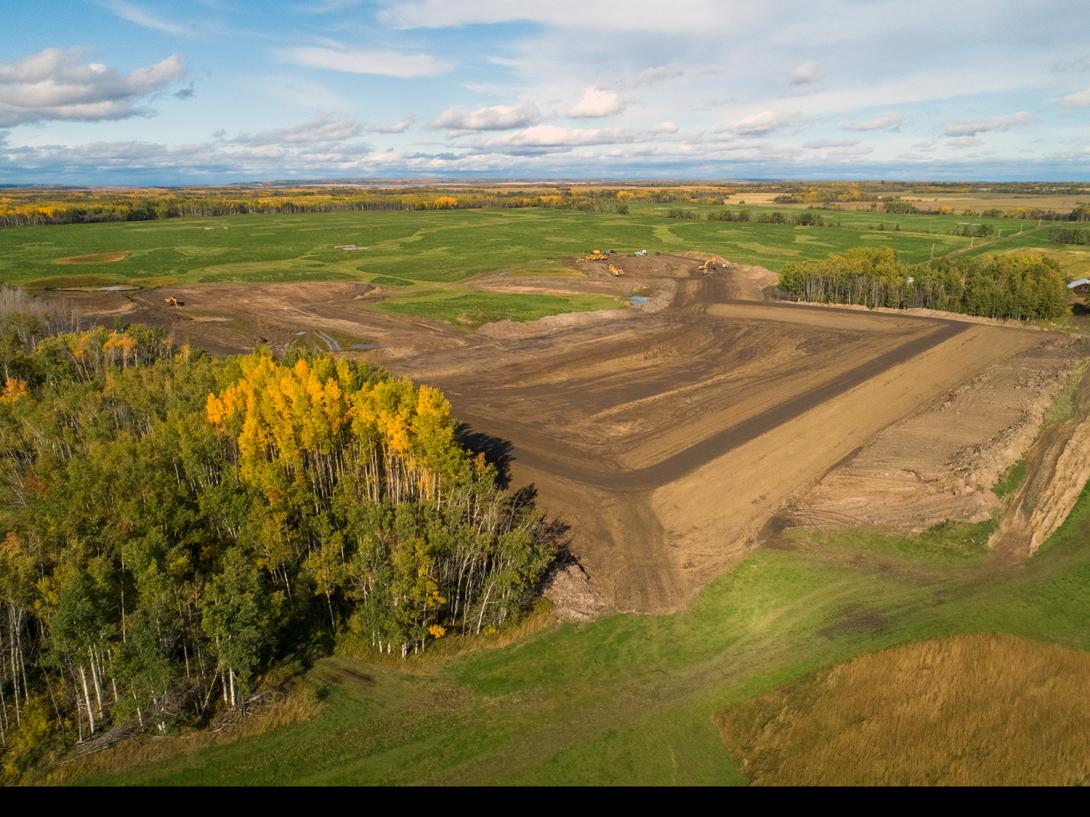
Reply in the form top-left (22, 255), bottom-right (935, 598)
top-left (2, 0), bottom-right (1090, 183)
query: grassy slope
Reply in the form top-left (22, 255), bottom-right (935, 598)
top-left (76, 481), bottom-right (1090, 786)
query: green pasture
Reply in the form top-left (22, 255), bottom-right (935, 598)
top-left (2, 204), bottom-right (1083, 289)
top-left (74, 474), bottom-right (1090, 786)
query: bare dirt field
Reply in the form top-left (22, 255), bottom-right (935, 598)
top-left (52, 252), bottom-right (1090, 613)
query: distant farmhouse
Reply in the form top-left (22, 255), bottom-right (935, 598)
top-left (1067, 278), bottom-right (1090, 295)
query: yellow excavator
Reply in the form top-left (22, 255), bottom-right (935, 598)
top-left (607, 263), bottom-right (625, 277)
top-left (698, 258), bottom-right (716, 274)
top-left (163, 296), bottom-right (184, 307)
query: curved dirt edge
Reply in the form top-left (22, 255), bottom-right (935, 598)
top-left (991, 359), bottom-right (1090, 556)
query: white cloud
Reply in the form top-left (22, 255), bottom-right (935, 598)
top-left (0, 48), bottom-right (186, 127)
top-left (803, 139), bottom-right (858, 149)
top-left (433, 102), bottom-right (541, 130)
top-left (568, 85), bottom-right (624, 118)
top-left (944, 135), bottom-right (984, 149)
top-left (718, 110), bottom-right (802, 136)
top-left (844, 113), bottom-right (907, 131)
top-left (791, 61), bottom-right (820, 85)
top-left (944, 111), bottom-right (1032, 136)
top-left (653, 121), bottom-right (679, 134)
top-left (232, 116), bottom-right (363, 145)
top-left (625, 65), bottom-right (685, 88)
top-left (367, 114), bottom-right (415, 134)
top-left (468, 124), bottom-right (633, 154)
top-left (276, 46), bottom-right (451, 78)
top-left (1062, 87), bottom-right (1090, 108)
top-left (380, 1), bottom-right (739, 34)
top-left (101, 1), bottom-right (187, 35)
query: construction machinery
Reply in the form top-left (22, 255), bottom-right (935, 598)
top-left (698, 258), bottom-right (716, 274)
top-left (163, 296), bottom-right (183, 307)
top-left (577, 248), bottom-right (609, 263)
top-left (607, 264), bottom-right (625, 277)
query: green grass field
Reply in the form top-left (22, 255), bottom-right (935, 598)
top-left (4, 205), bottom-right (1087, 289)
top-left (68, 476), bottom-right (1090, 786)
top-left (4, 204), bottom-right (1089, 329)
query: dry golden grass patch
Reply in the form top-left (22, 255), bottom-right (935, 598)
top-left (718, 634), bottom-right (1090, 786)
top-left (54, 251), bottom-right (130, 265)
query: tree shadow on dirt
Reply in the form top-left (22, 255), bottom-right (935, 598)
top-left (456, 423), bottom-right (514, 488)
top-left (455, 426), bottom-right (579, 596)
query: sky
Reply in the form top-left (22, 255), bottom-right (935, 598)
top-left (2, 0), bottom-right (1090, 184)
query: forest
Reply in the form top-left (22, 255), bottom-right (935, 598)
top-left (777, 247), bottom-right (1069, 321)
top-left (0, 298), bottom-right (560, 779)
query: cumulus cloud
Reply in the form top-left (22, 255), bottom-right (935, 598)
top-left (844, 113), bottom-right (907, 131)
top-left (276, 46), bottom-right (451, 78)
top-left (0, 47), bottom-right (186, 127)
top-left (467, 124), bottom-right (633, 154)
top-left (366, 114), bottom-right (415, 133)
top-left (944, 111), bottom-right (1032, 136)
top-left (232, 116), bottom-right (364, 145)
top-left (653, 121), bottom-right (679, 134)
top-left (101, 1), bottom-right (187, 35)
top-left (790, 61), bottom-right (820, 85)
top-left (567, 86), bottom-right (624, 118)
top-left (433, 102), bottom-right (540, 131)
top-left (1062, 87), bottom-right (1090, 107)
top-left (718, 110), bottom-right (802, 137)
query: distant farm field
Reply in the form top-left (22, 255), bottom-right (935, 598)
top-left (4, 204), bottom-right (1087, 294)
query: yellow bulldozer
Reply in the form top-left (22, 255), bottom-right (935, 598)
top-left (163, 296), bottom-right (184, 307)
top-left (577, 248), bottom-right (609, 263)
top-left (607, 264), bottom-right (625, 277)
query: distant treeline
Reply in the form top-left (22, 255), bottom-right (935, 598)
top-left (1050, 227), bottom-right (1090, 245)
top-left (0, 305), bottom-right (560, 778)
top-left (5, 183), bottom-right (1088, 228)
top-left (882, 199), bottom-right (1090, 222)
top-left (777, 247), bottom-right (1068, 321)
top-left (675, 208), bottom-right (830, 226)
top-left (0, 187), bottom-right (643, 227)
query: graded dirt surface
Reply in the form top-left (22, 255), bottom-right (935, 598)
top-left (49, 251), bottom-right (1086, 613)
top-left (790, 333), bottom-right (1090, 535)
